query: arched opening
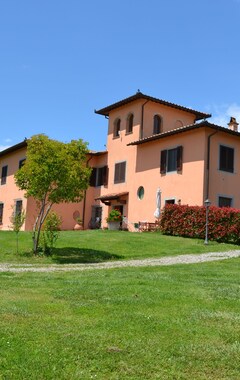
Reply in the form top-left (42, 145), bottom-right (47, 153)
top-left (153, 115), bottom-right (162, 135)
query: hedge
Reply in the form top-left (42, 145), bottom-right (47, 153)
top-left (160, 204), bottom-right (240, 244)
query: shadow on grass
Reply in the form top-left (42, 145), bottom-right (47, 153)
top-left (51, 247), bottom-right (123, 264)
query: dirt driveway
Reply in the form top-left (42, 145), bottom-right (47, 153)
top-left (0, 250), bottom-right (239, 273)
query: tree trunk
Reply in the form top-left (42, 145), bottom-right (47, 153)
top-left (32, 198), bottom-right (53, 254)
top-left (16, 233), bottom-right (19, 254)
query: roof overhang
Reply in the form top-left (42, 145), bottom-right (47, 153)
top-left (88, 150), bottom-right (108, 156)
top-left (127, 120), bottom-right (240, 146)
top-left (0, 140), bottom-right (27, 157)
top-left (95, 192), bottom-right (129, 205)
top-left (95, 92), bottom-right (211, 121)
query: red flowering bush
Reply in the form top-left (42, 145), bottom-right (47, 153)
top-left (160, 204), bottom-right (240, 244)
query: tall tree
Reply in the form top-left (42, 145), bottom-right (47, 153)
top-left (15, 134), bottom-right (91, 254)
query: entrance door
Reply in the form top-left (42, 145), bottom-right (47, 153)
top-left (113, 205), bottom-right (123, 215)
top-left (89, 206), bottom-right (102, 229)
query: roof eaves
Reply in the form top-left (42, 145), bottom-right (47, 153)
top-left (0, 140), bottom-right (27, 157)
top-left (127, 121), bottom-right (240, 146)
top-left (95, 191), bottom-right (129, 201)
top-left (95, 92), bottom-right (211, 120)
top-left (88, 150), bottom-right (108, 156)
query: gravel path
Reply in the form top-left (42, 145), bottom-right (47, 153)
top-left (0, 250), bottom-right (239, 273)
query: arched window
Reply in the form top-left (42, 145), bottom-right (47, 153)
top-left (126, 113), bottom-right (134, 134)
top-left (114, 118), bottom-right (121, 138)
top-left (153, 115), bottom-right (162, 135)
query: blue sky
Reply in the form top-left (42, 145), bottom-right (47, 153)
top-left (1, 0), bottom-right (240, 151)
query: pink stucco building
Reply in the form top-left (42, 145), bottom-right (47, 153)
top-left (1, 92), bottom-right (240, 231)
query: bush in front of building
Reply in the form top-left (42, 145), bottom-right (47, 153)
top-left (160, 204), bottom-right (240, 244)
top-left (41, 211), bottom-right (62, 255)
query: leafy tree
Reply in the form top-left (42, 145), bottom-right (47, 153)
top-left (15, 134), bottom-right (91, 254)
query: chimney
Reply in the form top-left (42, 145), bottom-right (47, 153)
top-left (228, 117), bottom-right (239, 132)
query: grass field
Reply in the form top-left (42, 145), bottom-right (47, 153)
top-left (0, 229), bottom-right (239, 264)
top-left (0, 259), bottom-right (239, 379)
top-left (0, 231), bottom-right (239, 379)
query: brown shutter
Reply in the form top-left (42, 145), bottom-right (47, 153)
top-left (1, 165), bottom-right (8, 185)
top-left (19, 159), bottom-right (26, 169)
top-left (103, 166), bottom-right (108, 186)
top-left (114, 162), bottom-right (126, 183)
top-left (228, 147), bottom-right (234, 172)
top-left (15, 200), bottom-right (23, 216)
top-left (89, 168), bottom-right (97, 187)
top-left (160, 150), bottom-right (167, 174)
top-left (177, 146), bottom-right (183, 172)
top-left (120, 162), bottom-right (126, 182)
top-left (114, 164), bottom-right (119, 183)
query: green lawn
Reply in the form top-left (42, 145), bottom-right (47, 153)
top-left (0, 259), bottom-right (239, 379)
top-left (0, 229), bottom-right (239, 264)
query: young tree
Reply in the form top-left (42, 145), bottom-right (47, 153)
top-left (10, 207), bottom-right (26, 254)
top-left (15, 134), bottom-right (91, 254)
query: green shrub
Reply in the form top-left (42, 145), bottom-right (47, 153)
top-left (41, 211), bottom-right (62, 255)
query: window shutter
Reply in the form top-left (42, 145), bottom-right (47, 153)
top-left (19, 159), bottom-right (26, 169)
top-left (1, 165), bottom-right (8, 185)
top-left (177, 146), bottom-right (183, 172)
top-left (97, 167), bottom-right (103, 186)
top-left (153, 115), bottom-right (161, 135)
top-left (114, 164), bottom-right (119, 183)
top-left (120, 162), bottom-right (126, 182)
top-left (15, 200), bottom-right (23, 216)
top-left (160, 150), bottom-right (167, 174)
top-left (89, 168), bottom-right (97, 187)
top-left (228, 148), bottom-right (234, 172)
top-left (128, 114), bottom-right (133, 133)
top-left (114, 162), bottom-right (126, 183)
top-left (219, 145), bottom-right (234, 173)
top-left (103, 166), bottom-right (108, 186)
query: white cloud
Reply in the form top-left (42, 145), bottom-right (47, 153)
top-left (209, 103), bottom-right (240, 131)
top-left (4, 138), bottom-right (12, 143)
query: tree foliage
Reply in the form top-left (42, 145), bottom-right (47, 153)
top-left (15, 134), bottom-right (91, 254)
top-left (10, 207), bottom-right (26, 254)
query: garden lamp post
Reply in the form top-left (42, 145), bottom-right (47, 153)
top-left (204, 199), bottom-right (211, 245)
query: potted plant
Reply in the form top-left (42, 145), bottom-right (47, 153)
top-left (106, 209), bottom-right (122, 230)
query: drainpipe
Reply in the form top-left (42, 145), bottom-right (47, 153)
top-left (82, 154), bottom-right (93, 229)
top-left (205, 131), bottom-right (218, 200)
top-left (140, 100), bottom-right (149, 139)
